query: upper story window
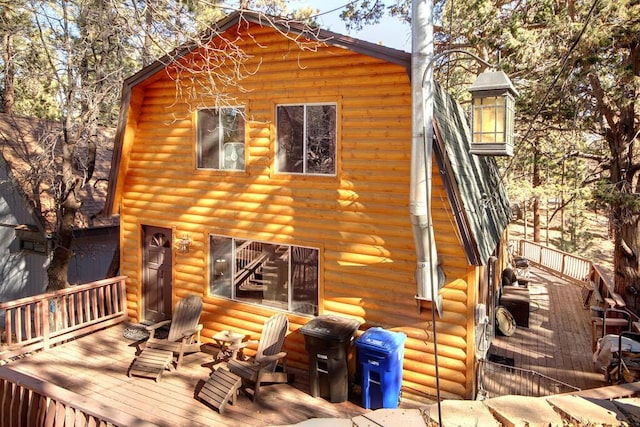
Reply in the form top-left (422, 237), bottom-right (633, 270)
top-left (197, 107), bottom-right (246, 170)
top-left (276, 104), bottom-right (336, 175)
top-left (209, 235), bottom-right (319, 316)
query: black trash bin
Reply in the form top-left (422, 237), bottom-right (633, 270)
top-left (356, 327), bottom-right (406, 409)
top-left (299, 314), bottom-right (361, 403)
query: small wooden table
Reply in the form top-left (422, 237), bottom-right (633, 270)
top-left (213, 330), bottom-right (245, 361)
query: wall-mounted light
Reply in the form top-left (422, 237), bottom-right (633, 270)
top-left (468, 70), bottom-right (518, 157)
top-left (176, 234), bottom-right (191, 254)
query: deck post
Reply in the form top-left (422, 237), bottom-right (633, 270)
top-left (41, 299), bottom-right (50, 351)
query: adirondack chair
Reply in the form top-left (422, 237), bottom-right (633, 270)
top-left (226, 313), bottom-right (292, 401)
top-left (128, 295), bottom-right (203, 381)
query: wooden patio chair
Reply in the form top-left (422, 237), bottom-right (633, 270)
top-left (226, 313), bottom-right (292, 401)
top-left (128, 295), bottom-right (203, 381)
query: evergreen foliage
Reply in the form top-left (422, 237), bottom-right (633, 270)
top-left (344, 0), bottom-right (639, 298)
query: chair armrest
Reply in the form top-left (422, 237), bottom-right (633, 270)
top-left (228, 339), bottom-right (258, 352)
top-left (146, 320), bottom-right (171, 331)
top-left (256, 351), bottom-right (287, 364)
top-left (146, 320), bottom-right (171, 339)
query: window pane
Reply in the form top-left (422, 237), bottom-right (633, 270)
top-left (210, 237), bottom-right (319, 315)
top-left (472, 99), bottom-right (482, 136)
top-left (221, 108), bottom-right (245, 170)
top-left (276, 105), bottom-right (304, 173)
top-left (197, 109), bottom-right (220, 169)
top-left (234, 240), bottom-right (287, 309)
top-left (481, 131), bottom-right (496, 143)
top-left (506, 101), bottom-right (515, 144)
top-left (221, 108), bottom-right (245, 144)
top-left (223, 142), bottom-right (245, 170)
top-left (261, 245), bottom-right (289, 310)
top-left (291, 247), bottom-right (319, 315)
top-left (306, 105), bottom-right (336, 174)
top-left (495, 102), bottom-right (505, 143)
top-left (197, 107), bottom-right (245, 170)
top-left (481, 104), bottom-right (496, 133)
top-left (209, 236), bottom-right (233, 298)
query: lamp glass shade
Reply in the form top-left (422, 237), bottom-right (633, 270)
top-left (468, 70), bottom-right (517, 156)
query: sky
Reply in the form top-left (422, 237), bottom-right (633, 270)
top-left (293, 0), bottom-right (412, 52)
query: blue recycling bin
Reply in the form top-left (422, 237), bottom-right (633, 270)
top-left (356, 327), bottom-right (406, 409)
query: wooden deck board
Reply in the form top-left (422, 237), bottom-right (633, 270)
top-left (491, 267), bottom-right (605, 394)
top-left (4, 323), bottom-right (382, 426)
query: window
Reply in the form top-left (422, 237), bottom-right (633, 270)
top-left (19, 239), bottom-right (49, 255)
top-left (276, 104), bottom-right (336, 175)
top-left (197, 107), bottom-right (246, 170)
top-left (14, 225), bottom-right (51, 255)
top-left (209, 236), bottom-right (319, 315)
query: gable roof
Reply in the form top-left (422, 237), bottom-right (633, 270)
top-left (122, 11), bottom-right (411, 90)
top-left (433, 83), bottom-right (512, 265)
top-left (0, 113), bottom-right (117, 234)
top-left (104, 10), bottom-right (510, 266)
top-left (103, 12), bottom-right (411, 216)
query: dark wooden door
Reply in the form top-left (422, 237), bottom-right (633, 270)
top-left (142, 225), bottom-right (172, 322)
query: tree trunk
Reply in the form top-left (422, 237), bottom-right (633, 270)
top-left (46, 200), bottom-right (77, 291)
top-left (588, 38), bottom-right (640, 306)
top-left (1, 10), bottom-right (15, 113)
top-left (143, 5), bottom-right (153, 66)
top-left (560, 159), bottom-right (566, 250)
top-left (532, 143), bottom-right (541, 243)
top-left (608, 131), bottom-right (639, 306)
top-left (613, 207), bottom-right (640, 308)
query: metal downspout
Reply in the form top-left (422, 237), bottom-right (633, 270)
top-left (410, 0), bottom-right (441, 315)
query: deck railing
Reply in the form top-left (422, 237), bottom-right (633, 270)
top-left (478, 359), bottom-right (581, 398)
top-left (518, 240), bottom-right (592, 283)
top-left (0, 276), bottom-right (127, 361)
top-left (0, 366), bottom-right (154, 427)
top-left (517, 240), bottom-right (631, 313)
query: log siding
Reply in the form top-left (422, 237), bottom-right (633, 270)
top-left (114, 19), bottom-right (483, 400)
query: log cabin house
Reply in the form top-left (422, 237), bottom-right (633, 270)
top-left (104, 11), bottom-right (512, 401)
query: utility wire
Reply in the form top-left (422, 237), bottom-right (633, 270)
top-left (308, 1), bottom-right (360, 18)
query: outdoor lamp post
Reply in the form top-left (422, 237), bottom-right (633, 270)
top-left (468, 70), bottom-right (518, 156)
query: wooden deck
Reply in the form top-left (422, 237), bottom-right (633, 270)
top-left (488, 266), bottom-right (606, 393)
top-left (3, 323), bottom-right (420, 426)
top-left (1, 266), bottom-right (611, 426)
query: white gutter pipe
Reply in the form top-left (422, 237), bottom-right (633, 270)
top-left (410, 0), bottom-right (442, 315)
top-left (411, 3), bottom-right (443, 420)
top-left (411, 2), bottom-right (443, 420)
